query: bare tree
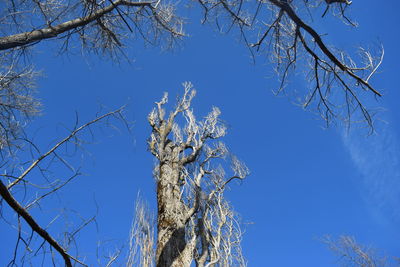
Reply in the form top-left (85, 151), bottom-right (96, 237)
top-left (147, 82), bottom-right (248, 267)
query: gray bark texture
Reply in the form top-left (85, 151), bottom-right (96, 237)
top-left (156, 151), bottom-right (190, 266)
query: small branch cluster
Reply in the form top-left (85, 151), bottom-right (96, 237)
top-left (0, 55), bottom-right (40, 155)
top-left (127, 195), bottom-right (155, 267)
top-left (323, 235), bottom-right (389, 267)
top-left (0, 107), bottom-right (127, 266)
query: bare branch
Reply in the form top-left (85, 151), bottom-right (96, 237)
top-left (0, 0), bottom-right (152, 50)
top-left (7, 106), bottom-right (125, 189)
top-left (0, 179), bottom-right (73, 267)
top-left (196, 0), bottom-right (383, 129)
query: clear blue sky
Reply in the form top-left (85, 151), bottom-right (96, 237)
top-left (1, 1), bottom-right (400, 266)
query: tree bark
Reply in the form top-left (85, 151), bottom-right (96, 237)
top-left (155, 142), bottom-right (191, 267)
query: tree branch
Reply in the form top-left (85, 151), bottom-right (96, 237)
top-left (0, 179), bottom-right (73, 267)
top-left (0, 0), bottom-right (152, 50)
top-left (269, 0), bottom-right (381, 97)
top-left (8, 107), bottom-right (125, 189)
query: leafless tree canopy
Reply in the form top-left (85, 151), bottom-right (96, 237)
top-left (0, 0), bottom-right (383, 129)
top-left (0, 0), bottom-right (184, 53)
top-left (0, 0), bottom-right (387, 266)
top-left (196, 0), bottom-right (383, 128)
top-left (147, 83), bottom-right (248, 267)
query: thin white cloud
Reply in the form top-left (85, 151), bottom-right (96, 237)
top-left (341, 122), bottom-right (400, 225)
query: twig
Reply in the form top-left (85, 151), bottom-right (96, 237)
top-left (8, 107), bottom-right (124, 189)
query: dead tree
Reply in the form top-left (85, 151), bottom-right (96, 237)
top-left (147, 82), bottom-right (248, 267)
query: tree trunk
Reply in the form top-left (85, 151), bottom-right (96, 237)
top-left (155, 144), bottom-right (191, 267)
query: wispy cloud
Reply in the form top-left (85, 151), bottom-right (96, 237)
top-left (341, 122), bottom-right (400, 225)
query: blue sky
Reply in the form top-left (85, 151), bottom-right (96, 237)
top-left (1, 1), bottom-right (400, 266)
